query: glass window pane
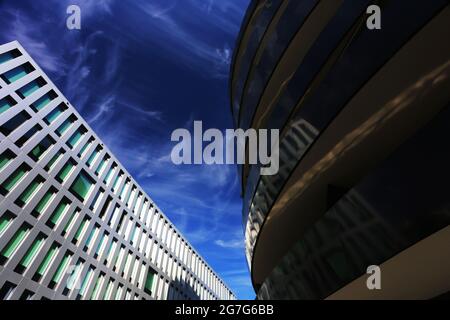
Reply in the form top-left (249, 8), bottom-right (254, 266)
top-left (79, 266), bottom-right (94, 298)
top-left (86, 146), bottom-right (102, 167)
top-left (55, 115), bottom-right (76, 136)
top-left (45, 148), bottom-right (65, 171)
top-left (73, 216), bottom-right (90, 244)
top-left (34, 243), bottom-right (59, 279)
top-left (15, 124), bottom-right (42, 148)
top-left (17, 233), bottom-right (46, 270)
top-left (16, 77), bottom-right (46, 98)
top-left (1, 63), bottom-right (34, 83)
top-left (144, 268), bottom-right (156, 295)
top-left (0, 211), bottom-right (15, 235)
top-left (0, 223), bottom-right (31, 261)
top-left (56, 159), bottom-right (76, 183)
top-left (30, 90), bottom-right (57, 112)
top-left (61, 208), bottom-right (80, 237)
top-left (28, 135), bottom-right (55, 162)
top-left (0, 110), bottom-right (31, 136)
top-left (0, 163), bottom-right (31, 196)
top-left (67, 126), bottom-right (87, 149)
top-left (0, 51), bottom-right (15, 64)
top-left (15, 175), bottom-right (44, 207)
top-left (0, 149), bottom-right (15, 171)
top-left (32, 187), bottom-right (57, 217)
top-left (44, 103), bottom-right (67, 124)
top-left (77, 136), bottom-right (94, 158)
top-left (69, 170), bottom-right (95, 202)
top-left (50, 251), bottom-right (72, 286)
top-left (0, 96), bottom-right (17, 114)
top-left (46, 197), bottom-right (71, 229)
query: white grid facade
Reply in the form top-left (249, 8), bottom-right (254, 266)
top-left (0, 41), bottom-right (235, 300)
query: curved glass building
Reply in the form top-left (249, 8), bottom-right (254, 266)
top-left (230, 1), bottom-right (450, 299)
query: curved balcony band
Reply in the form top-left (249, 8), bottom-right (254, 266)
top-left (239, 0), bottom-right (375, 225)
top-left (232, 0), bottom-right (373, 190)
top-left (230, 0), bottom-right (450, 295)
top-left (238, 0), bottom-right (320, 130)
top-left (231, 0), bottom-right (283, 127)
top-left (258, 105), bottom-right (450, 299)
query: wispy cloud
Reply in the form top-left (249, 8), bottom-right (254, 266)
top-left (215, 239), bottom-right (245, 249)
top-left (4, 9), bottom-right (67, 75)
top-left (88, 94), bottom-right (116, 124)
top-left (119, 102), bottom-right (164, 122)
top-left (134, 0), bottom-right (244, 78)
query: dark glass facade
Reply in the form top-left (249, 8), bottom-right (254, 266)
top-left (230, 0), bottom-right (450, 299)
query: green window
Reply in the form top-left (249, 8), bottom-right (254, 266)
top-left (0, 211), bottom-right (15, 235)
top-left (79, 266), bottom-right (94, 298)
top-left (32, 187), bottom-right (57, 218)
top-left (90, 273), bottom-right (104, 299)
top-left (104, 239), bottom-right (116, 266)
top-left (0, 149), bottom-right (15, 171)
top-left (77, 136), bottom-right (94, 158)
top-left (50, 251), bottom-right (72, 288)
top-left (30, 90), bottom-right (57, 112)
top-left (55, 115), bottom-right (76, 136)
top-left (33, 243), bottom-right (59, 281)
top-left (44, 103), bottom-right (67, 125)
top-left (95, 155), bottom-right (109, 176)
top-left (119, 179), bottom-right (130, 199)
top-left (72, 216), bottom-right (90, 244)
top-left (1, 63), bottom-right (34, 83)
top-left (15, 124), bottom-right (42, 147)
top-left (16, 77), bottom-right (45, 98)
top-left (56, 158), bottom-right (76, 183)
top-left (69, 170), bottom-right (95, 202)
top-left (130, 224), bottom-right (137, 245)
top-left (29, 135), bottom-right (55, 162)
top-left (46, 197), bottom-right (71, 229)
top-left (65, 258), bottom-right (84, 292)
top-left (86, 146), bottom-right (102, 167)
top-left (16, 233), bottom-right (46, 272)
top-left (94, 232), bottom-right (107, 258)
top-left (0, 96), bottom-right (16, 114)
top-left (113, 246), bottom-right (125, 272)
top-left (61, 208), bottom-right (80, 237)
top-left (15, 175), bottom-right (44, 207)
top-left (0, 223), bottom-right (31, 263)
top-left (112, 173), bottom-right (122, 192)
top-left (0, 110), bottom-right (31, 136)
top-left (103, 164), bottom-right (116, 184)
top-left (67, 126), bottom-right (87, 149)
top-left (0, 163), bottom-right (31, 196)
top-left (0, 51), bottom-right (16, 64)
top-left (44, 148), bottom-right (65, 171)
top-left (84, 224), bottom-right (99, 252)
top-left (144, 268), bottom-right (156, 295)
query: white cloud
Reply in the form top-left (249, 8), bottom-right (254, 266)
top-left (89, 94), bottom-right (115, 124)
top-left (215, 239), bottom-right (244, 249)
top-left (7, 10), bottom-right (67, 74)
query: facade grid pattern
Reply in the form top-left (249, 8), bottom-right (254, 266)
top-left (0, 41), bottom-right (235, 301)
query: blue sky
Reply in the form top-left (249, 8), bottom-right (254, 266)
top-left (0, 0), bottom-right (254, 299)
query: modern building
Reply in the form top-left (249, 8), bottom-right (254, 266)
top-left (230, 1), bottom-right (450, 299)
top-left (0, 41), bottom-right (235, 300)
